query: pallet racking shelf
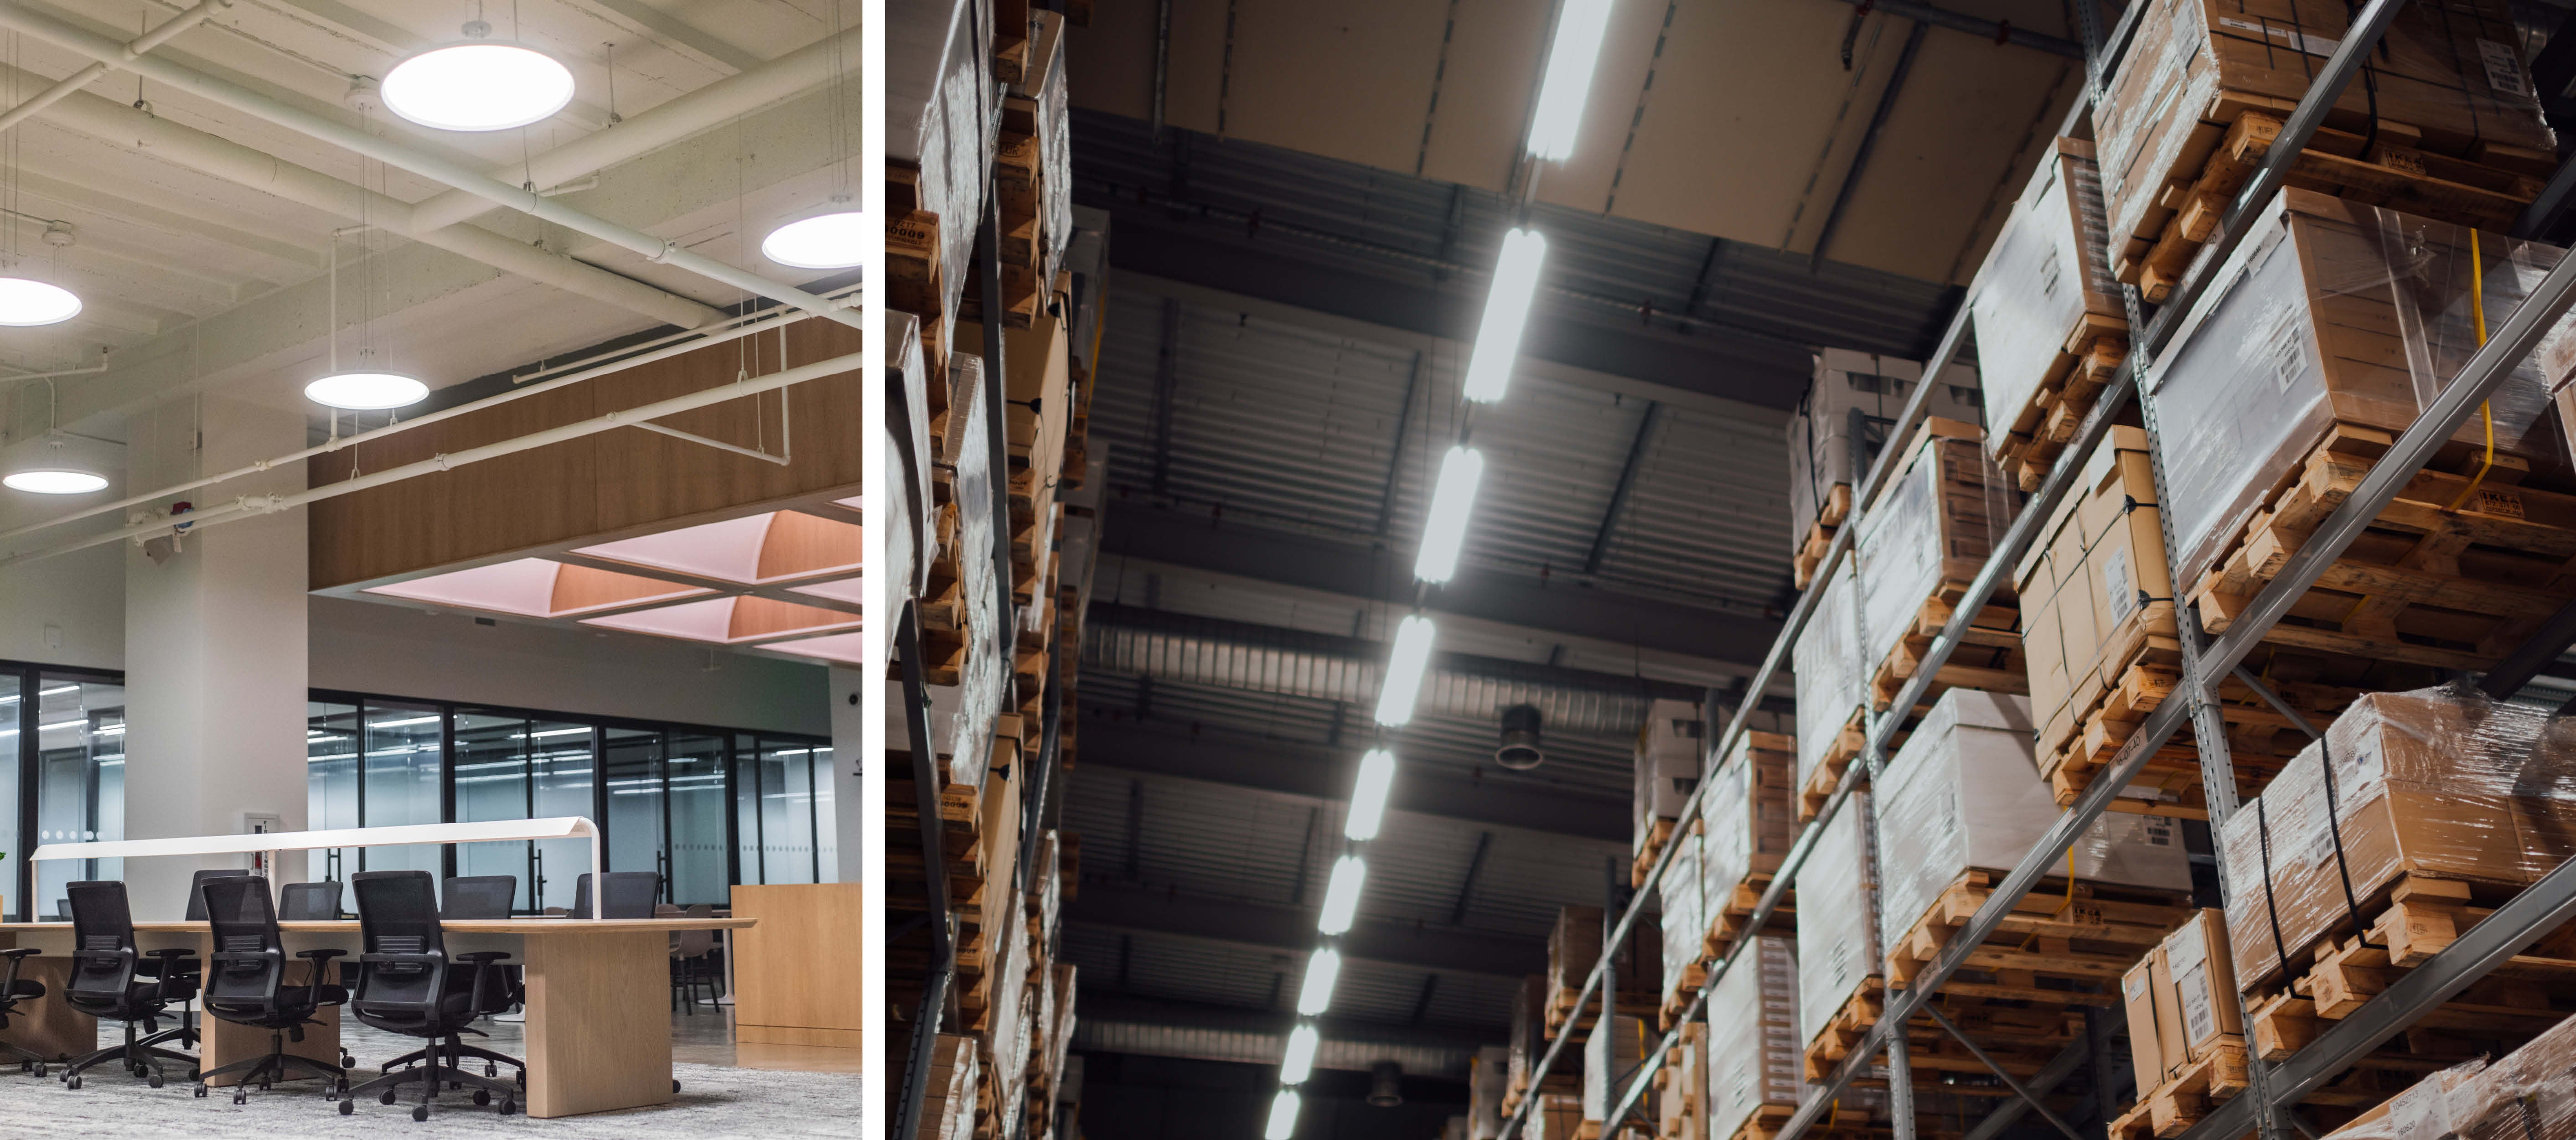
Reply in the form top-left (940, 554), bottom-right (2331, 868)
top-left (1502, 1), bottom-right (2576, 1139)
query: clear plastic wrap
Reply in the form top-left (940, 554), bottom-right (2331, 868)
top-left (1797, 792), bottom-right (1879, 1050)
top-left (1635, 697), bottom-right (1703, 852)
top-left (1971, 139), bottom-right (2126, 465)
top-left (1793, 563), bottom-right (1862, 791)
top-left (1469, 1045), bottom-right (1510, 1140)
top-left (887, 311), bottom-right (934, 608)
top-left (1707, 935), bottom-right (1802, 1140)
top-left (1653, 1023), bottom-right (1704, 1137)
top-left (1658, 831), bottom-right (1703, 1002)
top-left (2218, 684), bottom-right (2576, 991)
top-left (2319, 1056), bottom-right (2490, 1140)
top-left (1874, 689), bottom-right (2191, 951)
top-left (888, 0), bottom-right (995, 323)
top-left (1785, 349), bottom-right (1984, 553)
top-left (1854, 430), bottom-right (2019, 683)
top-left (1581, 1014), bottom-right (1649, 1122)
top-left (946, 355), bottom-right (1006, 790)
top-left (2152, 191), bottom-right (2566, 587)
top-left (1524, 1094), bottom-right (1584, 1140)
top-left (1702, 730), bottom-right (1797, 932)
top-left (2096, 0), bottom-right (2551, 269)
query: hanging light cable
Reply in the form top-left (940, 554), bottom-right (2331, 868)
top-left (761, 0), bottom-right (863, 269)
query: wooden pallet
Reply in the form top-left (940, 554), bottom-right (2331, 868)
top-left (1995, 312), bottom-right (2131, 492)
top-left (2119, 111), bottom-right (2550, 303)
top-left (2243, 876), bottom-right (2576, 1058)
top-left (1797, 708), bottom-right (1871, 824)
top-left (1630, 817), bottom-right (1679, 889)
top-left (1884, 870), bottom-right (2192, 995)
top-left (1722, 1106), bottom-right (1801, 1140)
top-left (2107, 1039), bottom-right (2248, 1140)
top-left (1794, 484), bottom-right (1855, 590)
top-left (1801, 977), bottom-right (1887, 1081)
top-left (1702, 874), bottom-right (1795, 952)
top-left (2189, 424), bottom-right (2576, 673)
top-left (1542, 984), bottom-right (1661, 1042)
top-left (1865, 587), bottom-right (2026, 714)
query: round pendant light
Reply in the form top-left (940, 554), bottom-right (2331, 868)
top-left (3, 468), bottom-right (106, 494)
top-left (382, 31), bottom-right (574, 133)
top-left (305, 371), bottom-right (428, 410)
top-left (761, 207), bottom-right (867, 270)
top-left (0, 277), bottom-right (82, 326)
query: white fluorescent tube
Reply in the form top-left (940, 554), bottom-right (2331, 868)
top-left (1345, 750), bottom-right (1396, 840)
top-left (1318, 855), bottom-right (1368, 935)
top-left (1280, 1024), bottom-right (1320, 1084)
top-left (1296, 949), bottom-right (1341, 1016)
top-left (1415, 445), bottom-right (1485, 583)
top-left (1462, 229), bottom-right (1547, 403)
top-left (1374, 615), bottom-right (1438, 726)
top-left (1527, 0), bottom-right (1616, 161)
top-left (1265, 1089), bottom-right (1302, 1140)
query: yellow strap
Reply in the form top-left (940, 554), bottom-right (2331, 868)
top-left (2442, 228), bottom-right (2497, 513)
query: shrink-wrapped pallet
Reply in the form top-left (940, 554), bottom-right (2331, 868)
top-left (1796, 792), bottom-right (1878, 1052)
top-left (1787, 350), bottom-right (1982, 576)
top-left (1654, 1023), bottom-right (1704, 1140)
top-left (2121, 908), bottom-right (2244, 1094)
top-left (1706, 936), bottom-right (1800, 1140)
top-left (887, 311), bottom-right (934, 611)
top-left (889, 0), bottom-right (995, 326)
top-left (1873, 689), bottom-right (2192, 955)
top-left (2217, 685), bottom-right (2576, 991)
top-left (1469, 1045), bottom-right (1510, 1140)
top-left (1972, 138), bottom-right (2128, 487)
top-left (1635, 699), bottom-right (1703, 860)
top-left (1582, 1014), bottom-right (1650, 1123)
top-left (1524, 1094), bottom-right (1585, 1140)
top-left (2017, 426), bottom-right (2175, 766)
top-left (1853, 424), bottom-right (2021, 693)
top-left (1792, 564), bottom-right (1863, 795)
top-left (1700, 730), bottom-right (1796, 942)
top-left (1657, 831), bottom-right (1703, 1007)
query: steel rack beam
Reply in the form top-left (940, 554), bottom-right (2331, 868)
top-left (894, 600), bottom-right (954, 1140)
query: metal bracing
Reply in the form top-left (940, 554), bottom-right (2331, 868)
top-left (894, 600), bottom-right (954, 1140)
top-left (1509, 0), bottom-right (2576, 1137)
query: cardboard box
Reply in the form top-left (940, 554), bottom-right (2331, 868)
top-left (1582, 1015), bottom-right (1649, 1122)
top-left (2121, 948), bottom-right (2169, 1093)
top-left (1469, 1046), bottom-right (1510, 1140)
top-left (1786, 347), bottom-right (1983, 553)
top-left (2014, 425), bottom-right (2177, 757)
top-left (1701, 730), bottom-right (1797, 917)
top-left (1791, 563), bottom-right (1863, 793)
top-left (1635, 698), bottom-right (1703, 852)
top-left (2147, 189), bottom-right (2563, 589)
top-left (2217, 687), bottom-right (2576, 991)
top-left (955, 313), bottom-right (1072, 487)
top-left (1707, 936), bottom-right (1801, 1140)
top-left (1796, 792), bottom-right (1878, 1051)
top-left (1852, 423), bottom-right (2021, 688)
top-left (1653, 1023), bottom-right (1704, 1139)
top-left (1970, 138), bottom-right (2128, 472)
top-left (2164, 908), bottom-right (2244, 1059)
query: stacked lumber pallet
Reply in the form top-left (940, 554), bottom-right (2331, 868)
top-left (2097, 0), bottom-right (2552, 306)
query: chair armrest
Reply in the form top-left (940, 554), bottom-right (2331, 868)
top-left (0, 948), bottom-right (37, 959)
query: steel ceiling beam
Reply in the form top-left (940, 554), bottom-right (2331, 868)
top-left (1081, 722), bottom-right (1629, 844)
top-left (1102, 503), bottom-right (1784, 674)
top-left (1068, 881), bottom-right (1547, 978)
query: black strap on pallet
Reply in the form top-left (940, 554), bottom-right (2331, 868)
top-left (2256, 798), bottom-right (2294, 976)
top-left (2314, 736), bottom-right (2384, 951)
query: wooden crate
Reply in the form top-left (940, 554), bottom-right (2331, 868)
top-left (2190, 424), bottom-right (2576, 672)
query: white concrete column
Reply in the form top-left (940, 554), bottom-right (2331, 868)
top-left (828, 665), bottom-right (864, 885)
top-left (121, 395), bottom-right (308, 919)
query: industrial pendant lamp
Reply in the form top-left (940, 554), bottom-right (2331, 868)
top-left (382, 19), bottom-right (574, 132)
top-left (760, 0), bottom-right (861, 269)
top-left (4, 430), bottom-right (110, 496)
top-left (0, 221), bottom-right (83, 326)
top-left (305, 228), bottom-right (426, 411)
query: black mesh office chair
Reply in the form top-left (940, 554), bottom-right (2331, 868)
top-left (341, 871), bottom-right (521, 1119)
top-left (58, 880), bottom-right (198, 1089)
top-left (373, 876), bottom-right (526, 1084)
top-left (183, 869), bottom-right (252, 921)
top-left (570, 871), bottom-right (659, 919)
top-left (194, 876), bottom-right (352, 1104)
top-left (279, 881), bottom-right (342, 921)
top-left (0, 947), bottom-right (51, 1075)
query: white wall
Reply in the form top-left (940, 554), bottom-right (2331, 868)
top-left (0, 436), bottom-right (127, 671)
top-left (309, 596), bottom-right (830, 736)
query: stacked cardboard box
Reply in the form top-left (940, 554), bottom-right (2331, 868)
top-left (1786, 350), bottom-right (1983, 588)
top-left (1698, 728), bottom-right (1796, 948)
top-left (1522, 1093), bottom-right (1586, 1140)
top-left (1971, 137), bottom-right (2129, 491)
top-left (1468, 1045), bottom-right (1510, 1140)
top-left (1852, 420), bottom-right (2024, 716)
top-left (1582, 1014), bottom-right (1651, 1128)
top-left (1651, 1023), bottom-right (1704, 1140)
top-left (1632, 699), bottom-right (1703, 886)
top-left (2117, 909), bottom-right (2248, 1136)
top-left (1790, 563), bottom-right (1864, 822)
top-left (1655, 829), bottom-right (1704, 1027)
top-left (912, 1033), bottom-right (981, 1140)
top-left (1544, 907), bottom-right (1661, 1042)
top-left (1794, 791), bottom-right (1879, 1079)
top-left (2096, 0), bottom-right (2552, 303)
top-left (1705, 936), bottom-right (1800, 1140)
top-left (888, 0), bottom-right (995, 381)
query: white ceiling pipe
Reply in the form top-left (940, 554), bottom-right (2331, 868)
top-left (0, 0), bottom-right (230, 136)
top-left (408, 23), bottom-right (867, 233)
top-left (0, 295), bottom-right (832, 544)
top-left (0, 348), bottom-right (864, 569)
top-left (1, 67), bottom-right (724, 331)
top-left (0, 3), bottom-right (863, 332)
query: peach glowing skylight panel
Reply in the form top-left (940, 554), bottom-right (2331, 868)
top-left (579, 595), bottom-right (859, 644)
top-left (362, 559), bottom-right (708, 618)
top-left (575, 511), bottom-right (862, 584)
top-left (789, 575), bottom-right (864, 606)
top-left (766, 632), bottom-right (865, 666)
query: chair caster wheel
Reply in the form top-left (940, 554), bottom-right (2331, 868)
top-left (31, 1063), bottom-right (43, 1077)
top-left (672, 1079), bottom-right (681, 1093)
top-left (412, 1105), bottom-right (429, 1122)
top-left (339, 1099), bottom-right (354, 1115)
top-left (193, 1084), bottom-right (207, 1098)
top-left (341, 1054), bottom-right (355, 1069)
top-left (66, 1075), bottom-right (80, 1090)
top-left (233, 1094), bottom-right (247, 1106)
top-left (147, 1073), bottom-right (163, 1089)
top-left (380, 1090), bottom-right (397, 1105)
top-left (499, 1098), bottom-right (517, 1116)
top-left (485, 1062), bottom-right (497, 1077)
top-left (473, 1089), bottom-right (490, 1106)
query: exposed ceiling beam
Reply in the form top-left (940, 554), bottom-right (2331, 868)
top-left (1098, 222), bottom-right (1814, 410)
top-left (1068, 881), bottom-right (1547, 979)
top-left (1102, 501), bottom-right (1786, 679)
top-left (558, 0), bottom-right (767, 74)
top-left (7, 164), bottom-right (325, 271)
top-left (1081, 721), bottom-right (1628, 844)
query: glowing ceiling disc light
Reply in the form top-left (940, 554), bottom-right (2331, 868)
top-left (762, 209), bottom-right (869, 269)
top-left (383, 41), bottom-right (575, 132)
top-left (305, 372), bottom-right (429, 411)
top-left (3, 469), bottom-right (106, 494)
top-left (0, 277), bottom-right (83, 326)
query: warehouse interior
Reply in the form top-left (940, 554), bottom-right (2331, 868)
top-left (890, 0), bottom-right (2576, 1139)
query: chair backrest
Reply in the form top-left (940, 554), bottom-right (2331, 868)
top-left (279, 881), bottom-right (341, 921)
top-left (570, 871), bottom-right (659, 919)
top-left (201, 876), bottom-right (284, 1008)
top-left (684, 903), bottom-right (714, 919)
top-left (440, 876), bottom-right (517, 920)
top-left (350, 871), bottom-right (448, 1010)
top-left (676, 926), bottom-right (716, 957)
top-left (63, 881), bottom-right (138, 1002)
top-left (183, 868), bottom-right (253, 922)
top-left (654, 903), bottom-right (683, 917)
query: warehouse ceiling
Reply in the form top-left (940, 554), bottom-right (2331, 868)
top-left (0, 0), bottom-right (861, 452)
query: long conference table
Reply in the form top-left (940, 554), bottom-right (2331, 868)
top-left (0, 916), bottom-right (755, 1119)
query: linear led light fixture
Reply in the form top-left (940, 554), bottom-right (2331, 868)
top-left (1318, 855), bottom-right (1368, 935)
top-left (1345, 750), bottom-right (1396, 840)
top-left (1415, 445), bottom-right (1485, 583)
top-left (1264, 1089), bottom-right (1302, 1140)
top-left (1280, 1024), bottom-right (1320, 1084)
top-left (1527, 0), bottom-right (1615, 161)
top-left (1462, 229), bottom-right (1547, 403)
top-left (1375, 615), bottom-right (1438, 726)
top-left (1296, 948), bottom-right (1341, 1016)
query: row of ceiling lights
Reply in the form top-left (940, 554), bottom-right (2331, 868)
top-left (0, 12), bottom-right (864, 495)
top-left (1258, 0), bottom-right (1611, 1134)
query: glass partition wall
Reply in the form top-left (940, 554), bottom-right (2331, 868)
top-left (5, 663), bottom-right (830, 921)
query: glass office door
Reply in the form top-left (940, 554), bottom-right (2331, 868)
top-left (306, 700), bottom-right (361, 888)
top-left (32, 676), bottom-right (125, 920)
top-left (667, 732), bottom-right (729, 906)
top-left (452, 711), bottom-right (535, 910)
top-left (528, 720), bottom-right (596, 911)
top-left (603, 727), bottom-right (666, 900)
top-left (360, 701), bottom-right (444, 875)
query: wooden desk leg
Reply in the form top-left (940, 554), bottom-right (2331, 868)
top-left (0, 959), bottom-right (97, 1062)
top-left (522, 933), bottom-right (672, 1118)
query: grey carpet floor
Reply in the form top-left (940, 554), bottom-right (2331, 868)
top-left (0, 1062), bottom-right (861, 1137)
